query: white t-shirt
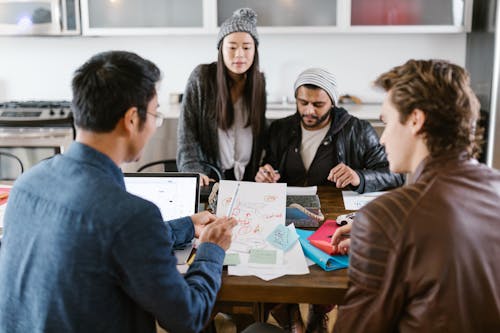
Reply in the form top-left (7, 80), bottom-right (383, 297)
top-left (300, 124), bottom-right (331, 172)
top-left (218, 98), bottom-right (253, 180)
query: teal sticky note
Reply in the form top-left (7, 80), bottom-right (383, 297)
top-left (223, 253), bottom-right (241, 266)
top-left (267, 224), bottom-right (299, 251)
top-left (248, 249), bottom-right (277, 264)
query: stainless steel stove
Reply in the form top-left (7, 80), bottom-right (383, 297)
top-left (0, 101), bottom-right (75, 180)
top-left (0, 101), bottom-right (73, 125)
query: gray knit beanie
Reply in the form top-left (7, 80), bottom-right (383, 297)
top-left (217, 8), bottom-right (259, 49)
top-left (294, 68), bottom-right (340, 105)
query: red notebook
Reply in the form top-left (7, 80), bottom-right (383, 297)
top-left (307, 220), bottom-right (341, 255)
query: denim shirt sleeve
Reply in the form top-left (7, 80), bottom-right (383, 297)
top-left (164, 216), bottom-right (195, 248)
top-left (110, 205), bottom-right (225, 333)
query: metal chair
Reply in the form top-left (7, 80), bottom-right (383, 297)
top-left (136, 159), bottom-right (223, 181)
top-left (0, 151), bottom-right (24, 180)
top-left (198, 161), bottom-right (223, 181)
top-left (137, 159), bottom-right (178, 172)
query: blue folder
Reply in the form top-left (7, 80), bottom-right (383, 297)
top-left (296, 229), bottom-right (349, 271)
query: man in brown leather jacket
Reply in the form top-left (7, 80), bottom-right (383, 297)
top-left (332, 59), bottom-right (500, 332)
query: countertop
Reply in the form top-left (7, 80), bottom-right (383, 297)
top-left (165, 103), bottom-right (383, 121)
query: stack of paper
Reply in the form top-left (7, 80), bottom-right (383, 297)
top-left (216, 180), bottom-right (309, 281)
top-left (286, 186), bottom-right (317, 196)
top-left (342, 190), bottom-right (386, 210)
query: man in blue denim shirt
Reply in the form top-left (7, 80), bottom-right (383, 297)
top-left (0, 51), bottom-right (236, 333)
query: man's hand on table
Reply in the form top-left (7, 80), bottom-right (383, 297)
top-left (331, 223), bottom-right (352, 255)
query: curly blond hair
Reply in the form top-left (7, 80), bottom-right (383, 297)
top-left (375, 59), bottom-right (482, 158)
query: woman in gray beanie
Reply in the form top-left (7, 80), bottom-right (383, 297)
top-left (177, 8), bottom-right (267, 185)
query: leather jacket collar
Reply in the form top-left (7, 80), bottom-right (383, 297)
top-left (411, 151), bottom-right (473, 183)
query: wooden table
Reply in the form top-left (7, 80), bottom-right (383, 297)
top-left (215, 186), bottom-right (353, 321)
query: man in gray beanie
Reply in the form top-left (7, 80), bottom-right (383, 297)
top-left (256, 67), bottom-right (404, 192)
top-left (255, 67), bottom-right (405, 331)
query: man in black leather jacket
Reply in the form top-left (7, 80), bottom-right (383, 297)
top-left (255, 68), bottom-right (404, 193)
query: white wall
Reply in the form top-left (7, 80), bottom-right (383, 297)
top-left (0, 33), bottom-right (466, 108)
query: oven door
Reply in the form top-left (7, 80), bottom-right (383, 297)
top-left (0, 127), bottom-right (73, 180)
top-left (0, 0), bottom-right (80, 35)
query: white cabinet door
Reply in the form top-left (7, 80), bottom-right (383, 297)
top-left (81, 0), bottom-right (205, 35)
top-left (80, 0), bottom-right (473, 36)
top-left (217, 0), bottom-right (338, 27)
top-left (216, 0), bottom-right (472, 34)
top-left (348, 0), bottom-right (473, 33)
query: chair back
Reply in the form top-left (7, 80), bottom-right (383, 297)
top-left (199, 161), bottom-right (223, 181)
top-left (0, 151), bottom-right (24, 180)
top-left (137, 159), bottom-right (223, 181)
top-left (137, 159), bottom-right (178, 172)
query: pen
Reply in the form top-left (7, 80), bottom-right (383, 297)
top-left (186, 252), bottom-right (196, 265)
top-left (328, 233), bottom-right (350, 239)
top-left (262, 169), bottom-right (279, 174)
top-left (226, 183), bottom-right (240, 217)
top-left (363, 192), bottom-right (384, 197)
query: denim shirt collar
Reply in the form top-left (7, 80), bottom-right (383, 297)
top-left (65, 142), bottom-right (125, 189)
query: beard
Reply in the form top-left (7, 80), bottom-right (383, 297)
top-left (300, 107), bottom-right (332, 129)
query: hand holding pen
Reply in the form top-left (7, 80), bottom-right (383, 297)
top-left (198, 217), bottom-right (237, 251)
top-left (255, 164), bottom-right (280, 183)
top-left (197, 183), bottom-right (240, 251)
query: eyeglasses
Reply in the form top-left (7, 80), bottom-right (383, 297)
top-left (146, 111), bottom-right (165, 128)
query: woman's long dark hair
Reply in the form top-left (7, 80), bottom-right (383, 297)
top-left (215, 46), bottom-right (266, 136)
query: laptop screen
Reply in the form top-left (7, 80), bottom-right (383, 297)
top-left (123, 173), bottom-right (200, 221)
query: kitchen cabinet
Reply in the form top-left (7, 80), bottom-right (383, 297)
top-left (217, 0), bottom-right (338, 32)
top-left (219, 0), bottom-right (472, 33)
top-left (80, 0), bottom-right (473, 36)
top-left (81, 0), bottom-right (206, 35)
top-left (349, 0), bottom-right (473, 33)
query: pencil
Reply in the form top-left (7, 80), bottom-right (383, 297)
top-left (226, 183), bottom-right (240, 217)
top-left (0, 193), bottom-right (8, 200)
top-left (186, 253), bottom-right (196, 265)
top-left (262, 169), bottom-right (279, 174)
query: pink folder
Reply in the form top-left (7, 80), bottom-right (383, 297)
top-left (307, 220), bottom-right (341, 255)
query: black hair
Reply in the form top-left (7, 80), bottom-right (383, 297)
top-left (71, 50), bottom-right (161, 132)
top-left (215, 45), bottom-right (266, 136)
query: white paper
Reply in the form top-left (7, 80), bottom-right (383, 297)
top-left (228, 225), bottom-right (309, 281)
top-left (286, 186), bottom-right (317, 196)
top-left (0, 204), bottom-right (5, 228)
top-left (342, 190), bottom-right (386, 210)
top-left (176, 264), bottom-right (189, 274)
top-left (0, 185), bottom-right (10, 233)
top-left (217, 181), bottom-right (309, 280)
top-left (217, 180), bottom-right (287, 252)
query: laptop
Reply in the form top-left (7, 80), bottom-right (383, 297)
top-left (123, 172), bottom-right (200, 264)
top-left (124, 172), bottom-right (200, 221)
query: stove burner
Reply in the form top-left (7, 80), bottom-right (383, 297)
top-left (0, 101), bottom-right (72, 109)
top-left (0, 100), bottom-right (74, 127)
